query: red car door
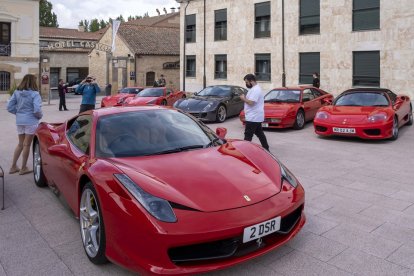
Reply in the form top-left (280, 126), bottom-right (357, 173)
top-left (166, 88), bottom-right (175, 106)
top-left (302, 88), bottom-right (320, 121)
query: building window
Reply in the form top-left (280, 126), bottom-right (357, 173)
top-left (353, 0), bottom-right (380, 31)
top-left (146, 71), bottom-right (155, 86)
top-left (0, 71), bottom-right (10, 91)
top-left (299, 0), bottom-right (320, 35)
top-left (186, 55), bottom-right (196, 77)
top-left (299, 52), bottom-right (320, 84)
top-left (255, 2), bottom-right (271, 38)
top-left (353, 51), bottom-right (380, 87)
top-left (186, 14), bottom-right (196, 43)
top-left (0, 22), bottom-right (11, 56)
top-left (215, 55), bottom-right (227, 79)
top-left (255, 54), bottom-right (271, 81)
top-left (214, 9), bottom-right (227, 41)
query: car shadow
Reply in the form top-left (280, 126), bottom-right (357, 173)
top-left (263, 121), bottom-right (314, 134)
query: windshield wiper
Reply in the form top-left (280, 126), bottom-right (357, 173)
top-left (204, 137), bottom-right (221, 148)
top-left (150, 145), bottom-right (205, 155)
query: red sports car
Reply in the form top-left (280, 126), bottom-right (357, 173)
top-left (32, 106), bottom-right (305, 275)
top-left (240, 86), bottom-right (333, 129)
top-left (101, 87), bottom-right (144, 108)
top-left (314, 88), bottom-right (413, 140)
top-left (125, 87), bottom-right (185, 107)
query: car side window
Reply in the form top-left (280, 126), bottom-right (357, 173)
top-left (311, 88), bottom-right (322, 98)
top-left (302, 89), bottom-right (315, 102)
top-left (67, 115), bottom-right (93, 154)
top-left (386, 90), bottom-right (397, 104)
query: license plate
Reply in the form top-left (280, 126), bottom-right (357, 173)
top-left (243, 216), bottom-right (281, 243)
top-left (262, 123), bottom-right (269, 128)
top-left (333, 127), bottom-right (356, 134)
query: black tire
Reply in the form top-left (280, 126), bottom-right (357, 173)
top-left (216, 105), bottom-right (227, 123)
top-left (80, 182), bottom-right (108, 265)
top-left (407, 105), bottom-right (413, 126)
top-left (161, 100), bottom-right (167, 106)
top-left (33, 140), bottom-right (47, 187)
top-left (390, 116), bottom-right (399, 141)
top-left (182, 95), bottom-right (186, 99)
top-left (293, 109), bottom-right (305, 130)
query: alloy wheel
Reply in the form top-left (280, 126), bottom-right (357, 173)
top-left (80, 189), bottom-right (101, 258)
top-left (296, 112), bottom-right (305, 128)
top-left (217, 106), bottom-right (227, 122)
top-left (392, 117), bottom-right (399, 140)
top-left (34, 143), bottom-right (41, 182)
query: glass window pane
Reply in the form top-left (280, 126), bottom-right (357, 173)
top-left (299, 53), bottom-right (320, 84)
top-left (255, 2), bottom-right (271, 17)
top-left (353, 51), bottom-right (380, 87)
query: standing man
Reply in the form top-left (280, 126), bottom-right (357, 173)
top-left (158, 74), bottom-right (166, 87)
top-left (312, 72), bottom-right (320, 88)
top-left (58, 79), bottom-right (68, 111)
top-left (240, 74), bottom-right (270, 151)
top-left (76, 75), bottom-right (100, 113)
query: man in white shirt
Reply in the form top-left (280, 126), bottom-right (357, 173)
top-left (240, 74), bottom-right (269, 151)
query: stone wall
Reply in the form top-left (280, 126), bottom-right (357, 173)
top-left (179, 0), bottom-right (414, 97)
top-left (135, 55), bottom-right (180, 90)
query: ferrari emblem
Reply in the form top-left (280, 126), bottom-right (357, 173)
top-left (342, 119), bottom-right (347, 124)
top-left (244, 195), bottom-right (251, 202)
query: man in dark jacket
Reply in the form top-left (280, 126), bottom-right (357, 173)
top-left (58, 79), bottom-right (68, 111)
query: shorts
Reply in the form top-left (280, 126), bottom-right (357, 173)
top-left (17, 125), bottom-right (38, 135)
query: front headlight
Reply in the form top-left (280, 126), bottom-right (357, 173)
top-left (114, 174), bottom-right (177, 223)
top-left (203, 102), bottom-right (215, 111)
top-left (279, 164), bottom-right (298, 188)
top-left (367, 113), bottom-right (387, 123)
top-left (315, 111), bottom-right (329, 120)
top-left (146, 99), bottom-right (157, 105)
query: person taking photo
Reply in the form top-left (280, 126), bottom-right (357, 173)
top-left (76, 74), bottom-right (100, 113)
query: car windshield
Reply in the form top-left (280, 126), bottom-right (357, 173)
top-left (335, 92), bottom-right (390, 107)
top-left (95, 110), bottom-right (217, 158)
top-left (120, 88), bottom-right (142, 94)
top-left (137, 88), bottom-right (164, 97)
top-left (197, 86), bottom-right (232, 97)
top-left (264, 90), bottom-right (301, 103)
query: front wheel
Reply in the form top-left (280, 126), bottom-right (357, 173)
top-left (390, 116), bottom-right (399, 140)
top-left (216, 105), bottom-right (227, 123)
top-left (80, 182), bottom-right (108, 264)
top-left (33, 140), bottom-right (47, 187)
top-left (293, 109), bottom-right (305, 130)
top-left (407, 106), bottom-right (413, 126)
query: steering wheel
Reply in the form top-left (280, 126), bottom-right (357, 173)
top-left (108, 134), bottom-right (136, 152)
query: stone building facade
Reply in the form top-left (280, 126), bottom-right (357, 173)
top-left (0, 0), bottom-right (39, 97)
top-left (177, 0), bottom-right (414, 97)
top-left (89, 12), bottom-right (180, 93)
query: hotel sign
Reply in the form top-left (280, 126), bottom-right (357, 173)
top-left (44, 40), bottom-right (112, 53)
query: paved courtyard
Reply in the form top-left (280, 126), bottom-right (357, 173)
top-left (0, 94), bottom-right (413, 276)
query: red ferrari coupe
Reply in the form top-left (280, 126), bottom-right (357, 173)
top-left (100, 87), bottom-right (144, 108)
top-left (125, 87), bottom-right (185, 107)
top-left (314, 88), bottom-right (413, 140)
top-left (240, 86), bottom-right (333, 129)
top-left (32, 106), bottom-right (305, 275)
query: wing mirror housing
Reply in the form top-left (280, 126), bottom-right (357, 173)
top-left (216, 127), bottom-right (227, 139)
top-left (322, 98), bottom-right (333, 105)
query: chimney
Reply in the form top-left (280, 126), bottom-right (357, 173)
top-left (171, 7), bottom-right (176, 13)
top-left (156, 8), bottom-right (160, 16)
top-left (163, 7), bottom-right (167, 14)
top-left (78, 25), bottom-right (85, 32)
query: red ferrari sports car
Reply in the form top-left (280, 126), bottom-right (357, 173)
top-left (124, 87), bottom-right (185, 107)
top-left (100, 87), bottom-right (144, 108)
top-left (32, 106), bottom-right (305, 275)
top-left (314, 88), bottom-right (413, 140)
top-left (240, 86), bottom-right (333, 129)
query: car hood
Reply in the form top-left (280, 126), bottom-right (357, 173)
top-left (319, 106), bottom-right (392, 123)
top-left (264, 103), bottom-right (298, 116)
top-left (109, 140), bottom-right (282, 212)
top-left (127, 96), bottom-right (159, 106)
top-left (175, 96), bottom-right (224, 112)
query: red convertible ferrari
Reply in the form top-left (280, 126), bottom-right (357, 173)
top-left (101, 87), bottom-right (144, 108)
top-left (240, 86), bottom-right (333, 129)
top-left (314, 88), bottom-right (413, 140)
top-left (32, 106), bottom-right (305, 275)
top-left (125, 87), bottom-right (185, 107)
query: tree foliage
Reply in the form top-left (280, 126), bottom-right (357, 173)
top-left (77, 12), bottom-right (150, 32)
top-left (39, 0), bottom-right (58, 27)
top-left (89, 19), bottom-right (100, 32)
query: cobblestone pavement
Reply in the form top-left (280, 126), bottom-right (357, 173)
top-left (0, 95), bottom-right (413, 276)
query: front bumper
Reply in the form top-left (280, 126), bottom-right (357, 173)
top-left (101, 181), bottom-right (305, 275)
top-left (188, 110), bottom-right (217, 122)
top-left (314, 119), bottom-right (393, 139)
top-left (240, 115), bottom-right (296, 129)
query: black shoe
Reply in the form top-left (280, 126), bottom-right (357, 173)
top-left (59, 109), bottom-right (62, 111)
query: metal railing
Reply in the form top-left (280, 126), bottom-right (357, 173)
top-left (0, 44), bottom-right (11, 56)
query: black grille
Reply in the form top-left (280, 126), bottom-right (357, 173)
top-left (168, 205), bottom-right (303, 265)
top-left (315, 125), bottom-right (327, 132)
top-left (364, 129), bottom-right (381, 136)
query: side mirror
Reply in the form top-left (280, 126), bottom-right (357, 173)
top-left (216, 127), bottom-right (227, 139)
top-left (322, 98), bottom-right (333, 105)
top-left (302, 97), bottom-right (310, 102)
top-left (48, 144), bottom-right (69, 158)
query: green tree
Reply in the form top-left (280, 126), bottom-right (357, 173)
top-left (90, 19), bottom-right (100, 32)
top-left (99, 19), bottom-right (107, 29)
top-left (39, 0), bottom-right (58, 27)
top-left (116, 15), bottom-right (125, 22)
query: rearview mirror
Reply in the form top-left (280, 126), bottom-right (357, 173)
top-left (216, 127), bottom-right (227, 139)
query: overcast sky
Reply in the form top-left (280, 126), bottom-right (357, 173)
top-left (49, 0), bottom-right (179, 29)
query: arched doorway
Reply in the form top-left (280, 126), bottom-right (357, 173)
top-left (146, 71), bottom-right (155, 86)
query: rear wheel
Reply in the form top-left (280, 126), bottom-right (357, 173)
top-left (182, 94), bottom-right (186, 99)
top-left (80, 182), bottom-right (108, 264)
top-left (293, 109), bottom-right (305, 130)
top-left (407, 105), bottom-right (413, 126)
top-left (216, 105), bottom-right (227, 123)
top-left (390, 116), bottom-right (399, 140)
top-left (33, 140), bottom-right (47, 187)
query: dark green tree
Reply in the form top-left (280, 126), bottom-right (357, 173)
top-left (116, 15), bottom-right (125, 22)
top-left (90, 19), bottom-right (100, 32)
top-left (39, 0), bottom-right (58, 27)
top-left (99, 19), bottom-right (107, 29)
